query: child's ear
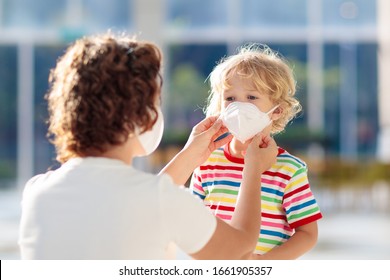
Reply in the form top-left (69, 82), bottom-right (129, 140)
top-left (271, 106), bottom-right (283, 121)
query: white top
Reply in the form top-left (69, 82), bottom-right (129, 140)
top-left (18, 157), bottom-right (217, 259)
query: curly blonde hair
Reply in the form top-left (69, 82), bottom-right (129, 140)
top-left (46, 32), bottom-right (162, 163)
top-left (205, 43), bottom-right (301, 134)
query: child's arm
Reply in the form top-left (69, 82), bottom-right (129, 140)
top-left (249, 221), bottom-right (319, 260)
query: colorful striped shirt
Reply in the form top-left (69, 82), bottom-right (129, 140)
top-left (190, 144), bottom-right (323, 255)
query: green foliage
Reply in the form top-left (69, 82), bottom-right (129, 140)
top-left (161, 128), bottom-right (190, 147)
top-left (275, 124), bottom-right (325, 143)
top-left (0, 160), bottom-right (16, 179)
top-left (311, 158), bottom-right (390, 188)
top-left (323, 67), bottom-right (341, 90)
top-left (169, 63), bottom-right (209, 111)
top-left (164, 63), bottom-right (209, 145)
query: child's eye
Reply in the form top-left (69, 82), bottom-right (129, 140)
top-left (225, 96), bottom-right (235, 101)
top-left (247, 95), bottom-right (258, 100)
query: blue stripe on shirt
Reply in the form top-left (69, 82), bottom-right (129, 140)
top-left (202, 180), bottom-right (241, 188)
top-left (285, 199), bottom-right (317, 215)
top-left (262, 186), bottom-right (284, 197)
top-left (260, 229), bottom-right (290, 240)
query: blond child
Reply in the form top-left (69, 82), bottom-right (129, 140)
top-left (190, 44), bottom-right (323, 259)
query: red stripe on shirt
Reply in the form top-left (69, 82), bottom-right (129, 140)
top-left (209, 205), bottom-right (235, 212)
top-left (263, 170), bottom-right (291, 180)
top-left (200, 165), bottom-right (244, 171)
top-left (262, 212), bottom-right (288, 222)
top-left (289, 213), bottom-right (323, 229)
top-left (284, 184), bottom-right (310, 199)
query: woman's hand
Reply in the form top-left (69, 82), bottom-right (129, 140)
top-left (244, 133), bottom-right (278, 174)
top-left (183, 116), bottom-right (233, 166)
top-left (159, 116), bottom-right (232, 185)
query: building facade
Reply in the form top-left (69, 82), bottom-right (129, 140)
top-left (0, 0), bottom-right (386, 188)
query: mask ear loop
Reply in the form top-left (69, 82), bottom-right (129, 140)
top-left (264, 105), bottom-right (280, 128)
top-left (266, 105), bottom-right (279, 115)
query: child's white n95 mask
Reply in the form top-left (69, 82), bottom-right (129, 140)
top-left (220, 102), bottom-right (278, 143)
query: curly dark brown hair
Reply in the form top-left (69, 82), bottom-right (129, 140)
top-left (46, 32), bottom-right (162, 163)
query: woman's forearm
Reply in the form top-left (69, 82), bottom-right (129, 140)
top-left (158, 149), bottom-right (196, 186)
top-left (229, 166), bottom-right (263, 255)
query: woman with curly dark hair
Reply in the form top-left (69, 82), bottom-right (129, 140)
top-left (19, 32), bottom-right (278, 259)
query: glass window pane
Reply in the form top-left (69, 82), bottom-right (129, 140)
top-left (3, 0), bottom-right (67, 28)
top-left (323, 43), bottom-right (378, 157)
top-left (82, 0), bottom-right (132, 31)
top-left (241, 0), bottom-right (307, 27)
top-left (33, 45), bottom-right (65, 174)
top-left (0, 46), bottom-right (17, 185)
top-left (323, 44), bottom-right (341, 154)
top-left (3, 0), bottom-right (132, 31)
top-left (322, 0), bottom-right (376, 27)
top-left (356, 44), bottom-right (378, 156)
top-left (166, 0), bottom-right (228, 28)
top-left (165, 44), bottom-right (227, 145)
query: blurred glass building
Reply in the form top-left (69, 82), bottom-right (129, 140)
top-left (0, 0), bottom-right (388, 189)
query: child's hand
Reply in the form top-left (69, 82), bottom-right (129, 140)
top-left (244, 133), bottom-right (278, 173)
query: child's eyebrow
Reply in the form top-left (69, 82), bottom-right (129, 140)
top-left (222, 90), bottom-right (234, 95)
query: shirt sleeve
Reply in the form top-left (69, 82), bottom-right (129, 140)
top-left (283, 167), bottom-right (323, 229)
top-left (189, 167), bottom-right (206, 200)
top-left (159, 174), bottom-right (217, 255)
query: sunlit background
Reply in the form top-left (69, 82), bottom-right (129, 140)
top-left (1, 0), bottom-right (389, 260)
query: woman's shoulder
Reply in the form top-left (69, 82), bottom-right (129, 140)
top-left (24, 171), bottom-right (55, 188)
top-left (156, 173), bottom-right (187, 194)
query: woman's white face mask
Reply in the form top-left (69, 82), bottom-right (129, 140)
top-left (220, 102), bottom-right (278, 143)
top-left (136, 107), bottom-right (164, 156)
